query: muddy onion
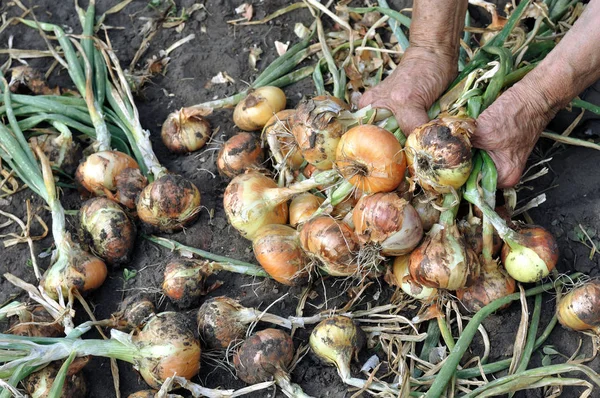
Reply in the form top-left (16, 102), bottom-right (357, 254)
top-left (252, 224), bottom-right (308, 285)
top-left (115, 294), bottom-right (156, 330)
top-left (23, 357), bottom-right (88, 398)
top-left (309, 316), bottom-right (365, 381)
top-left (233, 86), bottom-right (287, 131)
top-left (29, 132), bottom-right (81, 175)
top-left (456, 263), bottom-right (516, 312)
top-left (161, 108), bottom-right (212, 153)
top-left (136, 174), bottom-right (201, 232)
top-left (78, 197), bottom-right (136, 266)
top-left (8, 305), bottom-right (64, 337)
top-left (390, 255), bottom-right (437, 300)
top-left (411, 195), bottom-right (441, 231)
top-left (335, 125), bottom-right (406, 193)
top-left (405, 116), bottom-right (474, 193)
top-left (299, 216), bottom-right (359, 276)
top-left (264, 110), bottom-right (304, 170)
top-left (162, 258), bottom-right (220, 308)
top-left (289, 193), bottom-right (324, 227)
top-left (216, 132), bottom-right (264, 178)
top-left (557, 281), bottom-right (600, 333)
top-left (353, 193), bottom-right (423, 256)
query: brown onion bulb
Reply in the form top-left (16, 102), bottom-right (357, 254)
top-left (162, 258), bottom-right (220, 308)
top-left (411, 195), bottom-right (441, 231)
top-left (23, 358), bottom-right (88, 398)
top-left (161, 108), bottom-right (212, 153)
top-left (216, 132), bottom-right (264, 178)
top-left (234, 328), bottom-right (294, 383)
top-left (458, 217), bottom-right (503, 257)
top-left (456, 262), bottom-right (516, 312)
top-left (299, 216), bottom-right (359, 276)
top-left (405, 116), bottom-right (474, 193)
top-left (264, 110), bottom-right (305, 170)
top-left (78, 198), bottom-right (136, 266)
top-left (335, 125), bottom-right (406, 193)
top-left (353, 193), bottom-right (423, 256)
top-left (289, 193), bottom-right (324, 227)
top-left (557, 281), bottom-right (600, 333)
top-left (115, 294), bottom-right (156, 331)
top-left (8, 305), bottom-right (64, 337)
top-left (390, 255), bottom-right (438, 300)
top-left (292, 95), bottom-right (350, 170)
top-left (234, 86), bottom-right (287, 131)
top-left (136, 174), bottom-right (201, 232)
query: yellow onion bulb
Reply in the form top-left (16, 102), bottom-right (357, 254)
top-left (557, 281), bottom-right (600, 333)
top-left (216, 132), bottom-right (264, 178)
top-left (136, 174), bottom-right (201, 232)
top-left (411, 195), bottom-right (441, 231)
top-left (161, 108), bottom-right (212, 153)
top-left (8, 305), bottom-right (64, 337)
top-left (252, 224), bottom-right (308, 286)
top-left (23, 358), bottom-right (88, 398)
top-left (299, 216), bottom-right (359, 276)
top-left (456, 263), bottom-right (516, 312)
top-left (409, 223), bottom-right (480, 290)
top-left (501, 226), bottom-right (558, 283)
top-left (335, 125), bottom-right (406, 193)
top-left (289, 193), bottom-right (324, 227)
top-left (309, 316), bottom-right (365, 381)
top-left (405, 116), bottom-right (474, 193)
top-left (291, 95), bottom-right (350, 170)
top-left (353, 193), bottom-right (423, 256)
top-left (390, 255), bottom-right (438, 300)
top-left (233, 86), bottom-right (287, 131)
top-left (264, 110), bottom-right (304, 170)
top-left (79, 198), bottom-right (136, 266)
top-left (162, 258), bottom-right (217, 308)
top-left (134, 312), bottom-right (201, 388)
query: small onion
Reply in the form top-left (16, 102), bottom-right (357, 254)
top-left (162, 258), bottom-right (220, 308)
top-left (233, 86), bottom-right (287, 131)
top-left (299, 216), bottom-right (359, 276)
top-left (458, 217), bottom-right (503, 257)
top-left (114, 294), bottom-right (156, 331)
top-left (29, 132), bottom-right (81, 175)
top-left (456, 262), bottom-right (516, 312)
top-left (23, 358), bottom-right (88, 398)
top-left (78, 197), bottom-right (136, 266)
top-left (411, 195), bottom-right (441, 231)
top-left (557, 281), bottom-right (600, 333)
top-left (405, 116), bottom-right (474, 193)
top-left (136, 174), bottom-right (201, 232)
top-left (252, 224), bottom-right (308, 286)
top-left (335, 125), bottom-right (406, 193)
top-left (8, 305), bottom-right (64, 337)
top-left (389, 255), bottom-right (438, 300)
top-left (216, 132), bottom-right (264, 178)
top-left (264, 110), bottom-right (304, 170)
top-left (289, 193), bottom-right (324, 227)
top-left (309, 316), bottom-right (365, 381)
top-left (161, 108), bottom-right (212, 153)
top-left (500, 226), bottom-right (558, 283)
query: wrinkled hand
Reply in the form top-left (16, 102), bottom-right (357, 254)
top-left (359, 47), bottom-right (458, 136)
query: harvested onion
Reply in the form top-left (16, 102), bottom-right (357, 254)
top-left (557, 281), bottom-right (600, 333)
top-left (233, 86), bottom-right (286, 131)
top-left (411, 195), bottom-right (441, 231)
top-left (500, 226), bottom-right (558, 283)
top-left (23, 358), bottom-right (88, 398)
top-left (389, 255), bottom-right (438, 300)
top-left (29, 131), bottom-right (81, 175)
top-left (264, 110), bottom-right (304, 172)
top-left (8, 305), bottom-right (64, 337)
top-left (161, 108), bottom-right (212, 153)
top-left (216, 132), bottom-right (264, 178)
top-left (114, 294), bottom-right (156, 331)
top-left (456, 261), bottom-right (516, 312)
top-left (289, 193), bottom-right (324, 227)
top-left (162, 258), bottom-right (221, 308)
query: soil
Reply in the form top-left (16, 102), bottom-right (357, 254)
top-left (0, 1), bottom-right (599, 398)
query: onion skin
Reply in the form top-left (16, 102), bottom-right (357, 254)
top-left (292, 95), bottom-right (350, 170)
top-left (299, 216), bottom-right (359, 276)
top-left (289, 193), bottom-right (324, 227)
top-left (134, 312), bottom-right (201, 388)
top-left (353, 193), bottom-right (423, 256)
top-left (456, 264), bottom-right (516, 312)
top-left (128, 392), bottom-right (158, 398)
top-left (389, 255), bottom-right (438, 300)
top-left (23, 358), bottom-right (88, 398)
top-left (8, 305), bottom-right (64, 337)
top-left (411, 195), bottom-right (441, 231)
top-left (264, 110), bottom-right (304, 170)
top-left (458, 218), bottom-right (503, 257)
top-left (557, 281), bottom-right (600, 333)
top-left (197, 296), bottom-right (250, 349)
top-left (216, 132), bottom-right (264, 178)
top-left (234, 86), bottom-right (287, 131)
top-left (162, 258), bottom-right (219, 308)
top-left (405, 117), bottom-right (474, 193)
top-left (29, 133), bottom-right (81, 175)
top-left (335, 125), bottom-right (406, 193)
top-left (501, 226), bottom-right (558, 283)
top-left (252, 224), bottom-right (308, 286)
top-left (136, 174), bottom-right (201, 232)
top-left (116, 294), bottom-right (156, 331)
top-left (161, 108), bottom-right (211, 153)
top-left (79, 198), bottom-right (136, 266)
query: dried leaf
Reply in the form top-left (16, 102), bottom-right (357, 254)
top-left (210, 71), bottom-right (235, 85)
top-left (248, 45), bottom-right (263, 71)
top-left (294, 22), bottom-right (310, 39)
top-left (274, 40), bottom-right (290, 56)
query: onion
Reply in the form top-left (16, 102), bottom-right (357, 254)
top-left (411, 195), bottom-right (441, 231)
top-left (405, 116), bottom-right (474, 193)
top-left (389, 255), bottom-right (438, 300)
top-left (223, 169), bottom-right (336, 240)
top-left (252, 224), bottom-right (309, 286)
top-left (264, 110), bottom-right (304, 171)
top-left (161, 108), bottom-right (211, 153)
top-left (162, 258), bottom-right (221, 308)
top-left (458, 216), bottom-right (503, 257)
top-left (134, 312), bottom-right (201, 388)
top-left (23, 358), bottom-right (88, 398)
top-left (456, 262), bottom-right (516, 312)
top-left (299, 216), bottom-right (359, 276)
top-left (353, 193), bottom-right (423, 256)
top-left (233, 86), bottom-right (287, 131)
top-left (75, 150), bottom-right (147, 209)
top-left (289, 193), bottom-right (324, 227)
top-left (500, 226), bottom-right (558, 283)
top-left (128, 391), bottom-right (159, 398)
top-left (331, 188), bottom-right (362, 219)
top-left (309, 316), bottom-right (365, 381)
top-left (114, 294), bottom-right (156, 331)
top-left (336, 125), bottom-right (406, 193)
top-left (8, 305), bottom-right (64, 337)
top-left (557, 281), bottom-right (600, 333)
top-left (292, 95), bottom-right (350, 170)
top-left (216, 132), bottom-right (264, 178)
top-left (136, 174), bottom-right (201, 232)
top-left (29, 132), bottom-right (81, 175)
top-left (78, 197), bottom-right (136, 266)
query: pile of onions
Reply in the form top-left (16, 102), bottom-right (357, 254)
top-left (388, 255), bottom-right (438, 300)
top-left (557, 281), bottom-right (600, 333)
top-left (23, 357), bottom-right (88, 398)
top-left (233, 86), bottom-right (287, 131)
top-left (162, 258), bottom-right (222, 308)
top-left (161, 107), bottom-right (212, 153)
top-left (216, 132), bottom-right (264, 178)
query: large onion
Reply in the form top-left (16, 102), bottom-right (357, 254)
top-left (161, 108), bottom-right (212, 153)
top-left (233, 86), bottom-right (287, 131)
top-left (216, 132), bottom-right (264, 178)
top-left (500, 226), bottom-right (558, 283)
top-left (557, 281), bottom-right (600, 334)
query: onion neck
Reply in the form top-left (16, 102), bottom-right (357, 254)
top-left (439, 193), bottom-right (460, 226)
top-left (339, 106), bottom-right (392, 129)
top-left (242, 309), bottom-right (292, 329)
top-left (263, 169), bottom-right (337, 206)
top-left (275, 370), bottom-right (315, 398)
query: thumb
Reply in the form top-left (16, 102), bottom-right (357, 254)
top-left (395, 105), bottom-right (430, 136)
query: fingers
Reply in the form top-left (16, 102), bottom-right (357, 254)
top-left (360, 89), bottom-right (429, 136)
top-left (486, 149), bottom-right (523, 188)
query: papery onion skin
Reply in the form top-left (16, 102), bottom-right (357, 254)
top-left (136, 174), bottom-right (201, 232)
top-left (289, 193), bottom-right (324, 227)
top-left (458, 218), bottom-right (503, 257)
top-left (161, 109), bottom-right (211, 153)
top-left (390, 255), bottom-right (438, 300)
top-left (264, 110), bottom-right (304, 170)
top-left (557, 281), bottom-right (600, 333)
top-left (8, 305), bottom-right (64, 337)
top-left (197, 296), bottom-right (249, 349)
top-left (134, 312), bottom-right (201, 388)
top-left (405, 117), bottom-right (474, 193)
top-left (29, 133), bottom-right (82, 175)
top-left (353, 193), bottom-right (423, 256)
top-left (335, 125), bottom-right (406, 193)
top-left (162, 258), bottom-right (219, 308)
top-left (217, 132), bottom-right (264, 178)
top-left (299, 216), bottom-right (359, 276)
top-left (79, 198), bottom-right (136, 266)
top-left (23, 358), bottom-right (88, 398)
top-left (411, 195), bottom-right (441, 232)
top-left (252, 224), bottom-right (308, 286)
top-left (456, 264), bottom-right (516, 312)
top-left (331, 188), bottom-right (362, 219)
top-left (234, 86), bottom-right (287, 131)
top-left (501, 226), bottom-right (558, 283)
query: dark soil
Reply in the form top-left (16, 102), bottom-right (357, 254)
top-left (1, 1), bottom-right (599, 397)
